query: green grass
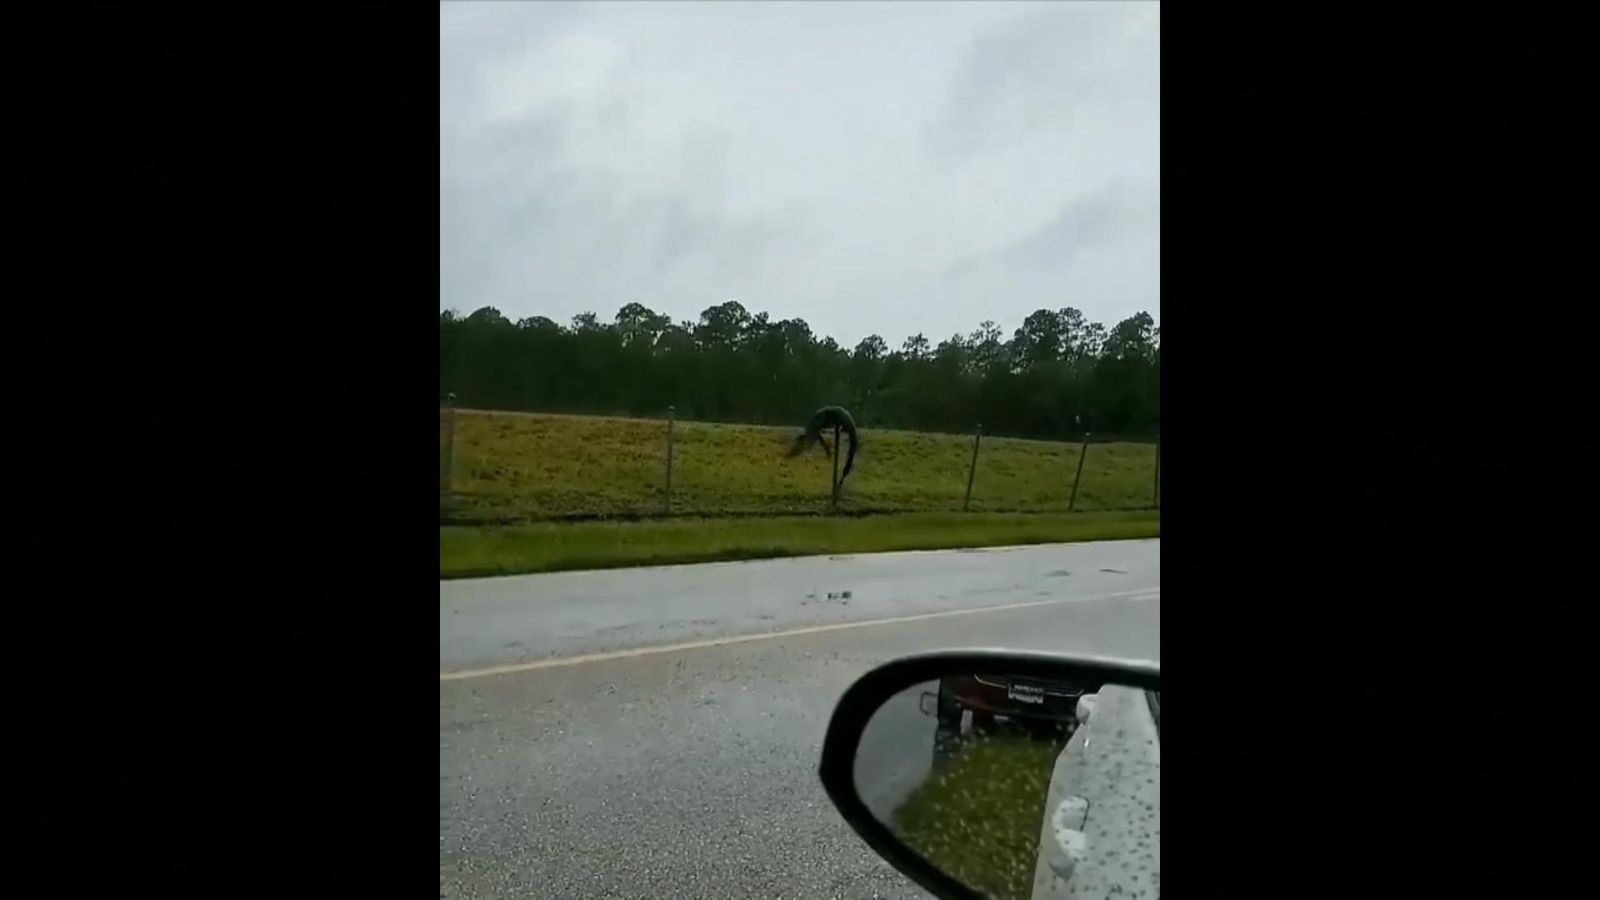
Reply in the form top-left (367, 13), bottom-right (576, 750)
top-left (443, 409), bottom-right (1157, 524)
top-left (891, 733), bottom-right (1063, 900)
top-left (439, 510), bottom-right (1159, 578)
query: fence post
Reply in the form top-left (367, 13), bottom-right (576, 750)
top-left (963, 423), bottom-right (983, 512)
top-left (1068, 432), bottom-right (1091, 512)
top-left (440, 392), bottom-right (457, 493)
top-left (830, 423), bottom-right (842, 512)
top-left (1154, 436), bottom-right (1161, 509)
top-left (664, 406), bottom-right (676, 515)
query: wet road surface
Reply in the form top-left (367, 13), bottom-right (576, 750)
top-left (439, 540), bottom-right (1159, 898)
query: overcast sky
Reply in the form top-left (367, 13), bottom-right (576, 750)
top-left (441, 1), bottom-right (1159, 348)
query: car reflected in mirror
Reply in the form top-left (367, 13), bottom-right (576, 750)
top-left (819, 651), bottom-right (1159, 900)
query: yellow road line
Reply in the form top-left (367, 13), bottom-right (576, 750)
top-left (439, 588), bottom-right (1158, 682)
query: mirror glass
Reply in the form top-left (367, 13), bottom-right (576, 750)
top-left (852, 671), bottom-right (1159, 899)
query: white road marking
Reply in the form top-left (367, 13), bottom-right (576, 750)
top-left (439, 588), bottom-right (1158, 681)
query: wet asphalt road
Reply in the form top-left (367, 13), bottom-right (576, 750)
top-left (439, 540), bottom-right (1159, 899)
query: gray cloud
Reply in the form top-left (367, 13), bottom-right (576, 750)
top-left (927, 3), bottom-right (1158, 163)
top-left (441, 1), bottom-right (1159, 342)
top-left (950, 181), bottom-right (1161, 274)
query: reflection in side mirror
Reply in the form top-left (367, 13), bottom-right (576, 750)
top-left (819, 651), bottom-right (1159, 900)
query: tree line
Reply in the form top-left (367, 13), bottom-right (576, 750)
top-left (440, 300), bottom-right (1159, 440)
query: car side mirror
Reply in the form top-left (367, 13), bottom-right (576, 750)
top-left (818, 650), bottom-right (1160, 900)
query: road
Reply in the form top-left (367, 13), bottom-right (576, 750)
top-left (853, 681), bottom-right (942, 823)
top-left (440, 539), bottom-right (1159, 898)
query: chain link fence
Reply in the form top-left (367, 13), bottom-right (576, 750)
top-left (440, 406), bottom-right (1158, 526)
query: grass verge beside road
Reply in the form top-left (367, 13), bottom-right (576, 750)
top-left (439, 510), bottom-right (1159, 579)
top-left (892, 733), bottom-right (1063, 900)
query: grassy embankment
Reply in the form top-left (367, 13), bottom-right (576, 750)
top-left (891, 733), bottom-right (1064, 900)
top-left (440, 410), bottom-right (1159, 577)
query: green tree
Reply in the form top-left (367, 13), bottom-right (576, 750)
top-left (439, 303), bottom-right (1158, 440)
top-left (694, 300), bottom-right (754, 350)
top-left (614, 302), bottom-right (669, 347)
